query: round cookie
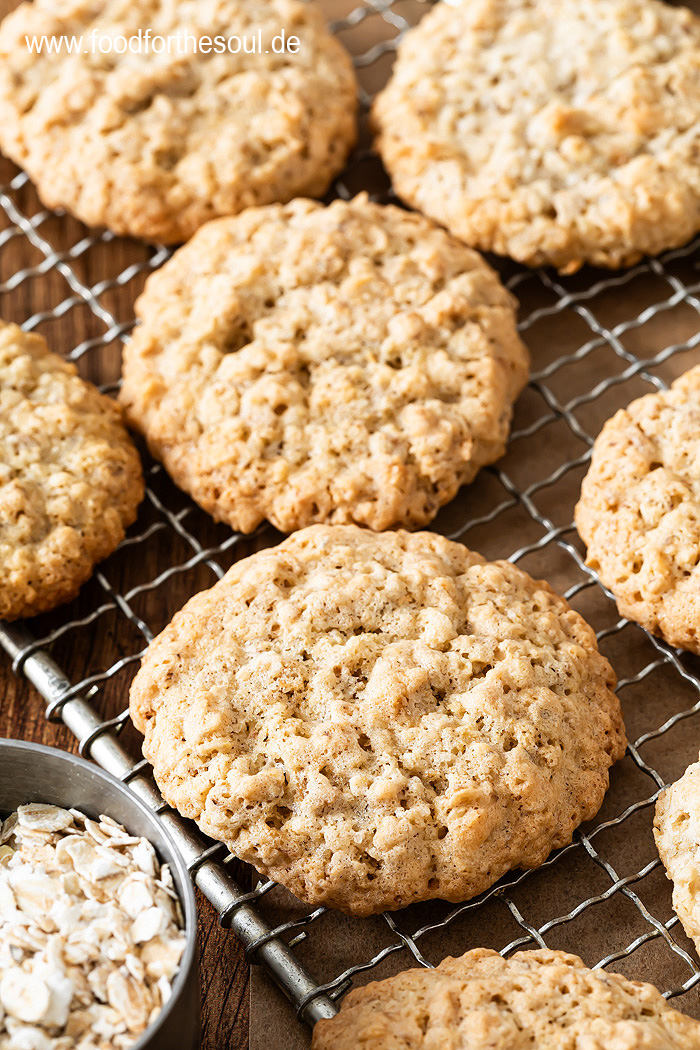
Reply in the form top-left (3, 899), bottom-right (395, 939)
top-left (311, 948), bottom-right (700, 1048)
top-left (372, 0), bottom-right (700, 272)
top-left (0, 0), bottom-right (357, 244)
top-left (129, 524), bottom-right (626, 916)
top-left (575, 366), bottom-right (700, 654)
top-left (119, 196), bottom-right (529, 534)
top-left (655, 760), bottom-right (700, 956)
top-left (0, 322), bottom-right (144, 620)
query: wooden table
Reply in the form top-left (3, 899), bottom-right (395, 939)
top-left (0, 1), bottom-right (250, 1040)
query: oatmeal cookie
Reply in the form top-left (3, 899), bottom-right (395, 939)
top-left (129, 524), bottom-right (625, 915)
top-left (0, 0), bottom-right (357, 243)
top-left (311, 948), bottom-right (700, 1048)
top-left (655, 760), bottom-right (700, 956)
top-left (0, 322), bottom-right (144, 620)
top-left (575, 366), bottom-right (700, 653)
top-left (372, 0), bottom-right (700, 272)
top-left (119, 196), bottom-right (529, 533)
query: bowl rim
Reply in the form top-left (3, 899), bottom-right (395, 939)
top-left (0, 738), bottom-right (199, 1050)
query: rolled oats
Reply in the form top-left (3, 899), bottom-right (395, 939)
top-left (0, 805), bottom-right (186, 1050)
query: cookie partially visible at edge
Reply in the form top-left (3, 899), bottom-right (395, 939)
top-left (655, 760), bottom-right (700, 958)
top-left (311, 948), bottom-right (700, 1048)
top-left (0, 322), bottom-right (144, 620)
top-left (0, 0), bottom-right (358, 243)
top-left (575, 366), bottom-right (700, 653)
top-left (372, 0), bottom-right (700, 272)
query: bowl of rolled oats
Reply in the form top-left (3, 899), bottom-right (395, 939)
top-left (0, 739), bottom-right (200, 1050)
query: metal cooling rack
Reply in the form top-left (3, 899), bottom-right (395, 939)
top-left (2, 0), bottom-right (700, 1043)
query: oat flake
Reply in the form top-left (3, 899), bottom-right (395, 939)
top-left (0, 805), bottom-right (186, 1050)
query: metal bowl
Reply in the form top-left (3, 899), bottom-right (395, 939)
top-left (0, 739), bottom-right (201, 1050)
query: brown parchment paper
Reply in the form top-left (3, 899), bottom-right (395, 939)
top-left (249, 5), bottom-right (700, 1044)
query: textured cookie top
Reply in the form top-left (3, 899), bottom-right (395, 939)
top-left (311, 948), bottom-right (700, 1048)
top-left (0, 323), bottom-right (144, 620)
top-left (120, 196), bottom-right (529, 534)
top-left (372, 0), bottom-right (700, 272)
top-left (130, 525), bottom-right (625, 915)
top-left (655, 760), bottom-right (700, 956)
top-left (575, 366), bottom-right (700, 654)
top-left (0, 0), bottom-right (357, 243)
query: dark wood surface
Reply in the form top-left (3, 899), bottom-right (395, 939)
top-left (0, 2), bottom-right (250, 1043)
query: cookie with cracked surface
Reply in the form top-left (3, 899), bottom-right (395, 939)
top-left (0, 322), bottom-right (144, 620)
top-left (311, 948), bottom-right (700, 1048)
top-left (129, 524), bottom-right (625, 915)
top-left (119, 195), bottom-right (529, 534)
top-left (575, 366), bottom-right (700, 653)
top-left (372, 0), bottom-right (700, 273)
top-left (0, 0), bottom-right (357, 243)
top-left (655, 760), bottom-right (700, 957)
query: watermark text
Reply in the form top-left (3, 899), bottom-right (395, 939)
top-left (25, 28), bottom-right (301, 56)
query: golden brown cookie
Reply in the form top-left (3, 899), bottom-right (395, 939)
top-left (129, 525), bottom-right (625, 915)
top-left (372, 0), bottom-right (700, 272)
top-left (655, 760), bottom-right (700, 957)
top-left (0, 322), bottom-right (144, 620)
top-left (575, 366), bottom-right (700, 653)
top-left (119, 196), bottom-right (529, 533)
top-left (311, 948), bottom-right (700, 1048)
top-left (0, 0), bottom-right (357, 243)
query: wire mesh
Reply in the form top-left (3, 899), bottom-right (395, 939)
top-left (2, 0), bottom-right (700, 1042)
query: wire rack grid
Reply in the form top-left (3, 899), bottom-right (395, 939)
top-left (2, 0), bottom-right (700, 1044)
